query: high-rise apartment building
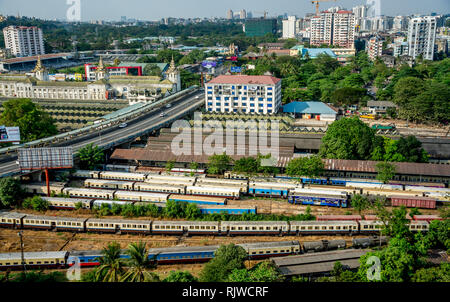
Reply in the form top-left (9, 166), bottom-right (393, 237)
top-left (282, 16), bottom-right (298, 39)
top-left (240, 10), bottom-right (247, 20)
top-left (407, 16), bottom-right (437, 60)
top-left (3, 26), bottom-right (45, 57)
top-left (227, 9), bottom-right (234, 20)
top-left (393, 16), bottom-right (409, 32)
top-left (311, 10), bottom-right (355, 48)
top-left (367, 36), bottom-right (384, 60)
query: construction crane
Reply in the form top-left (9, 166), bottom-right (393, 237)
top-left (255, 11), bottom-right (269, 19)
top-left (311, 0), bottom-right (337, 16)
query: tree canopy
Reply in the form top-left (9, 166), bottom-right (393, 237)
top-left (0, 98), bottom-right (58, 142)
top-left (200, 244), bottom-right (247, 282)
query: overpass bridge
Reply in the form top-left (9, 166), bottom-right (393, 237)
top-left (0, 87), bottom-right (204, 177)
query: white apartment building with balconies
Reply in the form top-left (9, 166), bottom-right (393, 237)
top-left (205, 75), bottom-right (282, 115)
top-left (2, 26), bottom-right (45, 57)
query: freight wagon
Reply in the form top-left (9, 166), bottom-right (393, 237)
top-left (390, 195), bottom-right (436, 209)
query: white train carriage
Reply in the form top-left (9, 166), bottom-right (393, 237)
top-left (105, 164), bottom-right (137, 172)
top-left (345, 182), bottom-right (403, 191)
top-left (170, 168), bottom-right (205, 174)
top-left (0, 211), bottom-right (26, 229)
top-left (186, 186), bottom-right (240, 199)
top-left (220, 221), bottom-right (289, 236)
top-left (72, 170), bottom-right (101, 179)
top-left (358, 220), bottom-right (385, 234)
top-left (409, 221), bottom-right (429, 232)
top-left (113, 191), bottom-right (169, 203)
top-left (84, 179), bottom-right (135, 191)
top-left (146, 175), bottom-right (196, 185)
top-left (195, 183), bottom-right (248, 194)
top-left (134, 182), bottom-right (186, 194)
top-left (405, 186), bottom-right (450, 193)
top-left (85, 218), bottom-right (152, 234)
top-left (195, 178), bottom-right (248, 187)
top-left (62, 187), bottom-right (115, 200)
top-left (92, 200), bottom-right (134, 209)
top-left (151, 220), bottom-right (220, 235)
top-left (99, 171), bottom-right (147, 182)
top-left (240, 241), bottom-right (301, 258)
top-left (0, 251), bottom-right (68, 271)
top-left (43, 197), bottom-right (94, 210)
top-left (22, 215), bottom-right (86, 232)
top-left (23, 183), bottom-right (65, 195)
top-left (288, 221), bottom-right (358, 235)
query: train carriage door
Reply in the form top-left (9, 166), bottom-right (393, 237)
top-left (115, 224), bottom-right (120, 234)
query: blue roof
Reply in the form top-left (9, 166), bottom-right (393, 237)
top-left (283, 102), bottom-right (337, 115)
top-left (302, 48), bottom-right (337, 58)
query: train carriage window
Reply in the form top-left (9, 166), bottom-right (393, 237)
top-left (329, 226), bottom-right (334, 230)
top-left (321, 226), bottom-right (327, 230)
top-left (314, 226), bottom-right (319, 230)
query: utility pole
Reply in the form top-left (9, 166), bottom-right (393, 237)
top-left (18, 231), bottom-right (26, 272)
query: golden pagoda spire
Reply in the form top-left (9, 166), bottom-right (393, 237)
top-left (167, 55), bottom-right (176, 72)
top-left (96, 56), bottom-right (106, 72)
top-left (33, 56), bottom-right (45, 72)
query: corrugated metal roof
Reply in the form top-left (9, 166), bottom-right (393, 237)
top-left (278, 259), bottom-right (361, 276)
top-left (272, 249), bottom-right (368, 267)
top-left (283, 102), bottom-right (337, 115)
top-left (207, 75), bottom-right (281, 85)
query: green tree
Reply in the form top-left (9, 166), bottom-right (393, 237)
top-left (185, 203), bottom-right (201, 220)
top-left (227, 261), bottom-right (284, 282)
top-left (164, 200), bottom-right (185, 218)
top-left (233, 157), bottom-right (259, 175)
top-left (412, 263), bottom-right (450, 282)
top-left (166, 160), bottom-right (175, 172)
top-left (351, 194), bottom-right (370, 215)
top-left (375, 162), bottom-right (396, 184)
top-left (0, 177), bottom-right (24, 208)
top-left (95, 242), bottom-right (125, 282)
top-left (22, 196), bottom-right (49, 212)
top-left (163, 271), bottom-right (198, 282)
top-left (143, 64), bottom-right (162, 77)
top-left (330, 87), bottom-right (367, 106)
top-left (207, 154), bottom-right (232, 175)
top-left (77, 143), bottom-right (104, 170)
top-left (319, 117), bottom-right (376, 160)
top-left (121, 242), bottom-right (159, 282)
top-left (286, 156), bottom-right (324, 179)
top-left (0, 98), bottom-right (58, 142)
top-left (200, 244), bottom-right (248, 282)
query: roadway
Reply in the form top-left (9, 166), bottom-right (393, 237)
top-left (0, 90), bottom-right (205, 177)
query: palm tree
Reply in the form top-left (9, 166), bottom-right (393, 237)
top-left (95, 242), bottom-right (125, 282)
top-left (120, 242), bottom-right (159, 282)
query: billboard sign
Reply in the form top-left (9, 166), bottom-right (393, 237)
top-left (230, 66), bottom-right (242, 73)
top-left (0, 126), bottom-right (20, 143)
top-left (18, 147), bottom-right (74, 170)
top-left (201, 61), bottom-right (217, 69)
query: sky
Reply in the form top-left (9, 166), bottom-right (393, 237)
top-left (0, 0), bottom-right (448, 21)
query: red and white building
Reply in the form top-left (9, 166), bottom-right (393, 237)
top-left (205, 75), bottom-right (282, 115)
top-left (310, 10), bottom-right (355, 49)
top-left (367, 36), bottom-right (384, 61)
top-left (84, 64), bottom-right (143, 81)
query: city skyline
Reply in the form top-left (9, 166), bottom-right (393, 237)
top-left (0, 0), bottom-right (448, 22)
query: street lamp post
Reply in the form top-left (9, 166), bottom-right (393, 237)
top-left (18, 231), bottom-right (26, 272)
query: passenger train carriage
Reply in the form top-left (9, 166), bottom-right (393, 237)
top-left (288, 221), bottom-right (358, 235)
top-left (185, 186), bottom-right (240, 199)
top-left (84, 179), bottom-right (134, 191)
top-left (168, 194), bottom-right (227, 205)
top-left (43, 197), bottom-right (94, 210)
top-left (62, 187), bottom-right (114, 200)
top-left (288, 188), bottom-right (349, 208)
top-left (220, 221), bottom-right (290, 236)
top-left (134, 182), bottom-right (185, 194)
top-left (85, 219), bottom-right (152, 234)
top-left (113, 191), bottom-right (169, 203)
top-left (249, 182), bottom-right (299, 198)
top-left (151, 220), bottom-right (220, 235)
top-left (0, 251), bottom-right (68, 271)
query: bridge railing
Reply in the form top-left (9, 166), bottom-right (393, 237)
top-left (0, 86), bottom-right (199, 155)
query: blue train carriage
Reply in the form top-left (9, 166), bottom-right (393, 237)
top-left (85, 218), bottom-right (152, 234)
top-left (147, 245), bottom-right (218, 264)
top-left (197, 205), bottom-right (256, 215)
top-left (134, 182), bottom-right (186, 194)
top-left (0, 211), bottom-right (26, 229)
top-left (168, 194), bottom-right (228, 205)
top-left (249, 182), bottom-right (299, 198)
top-left (220, 221), bottom-right (290, 236)
top-left (0, 251), bottom-right (69, 271)
top-left (62, 187), bottom-right (115, 200)
top-left (84, 179), bottom-right (135, 191)
top-left (185, 186), bottom-right (240, 199)
top-left (151, 220), bottom-right (220, 235)
top-left (288, 188), bottom-right (349, 208)
top-left (113, 191), bottom-right (169, 203)
top-left (239, 241), bottom-right (301, 259)
top-left (301, 177), bottom-right (328, 185)
top-left (68, 250), bottom-right (103, 267)
top-left (288, 221), bottom-right (358, 235)
top-left (43, 197), bottom-right (94, 210)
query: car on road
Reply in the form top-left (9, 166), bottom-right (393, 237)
top-left (195, 96), bottom-right (200, 99)
top-left (119, 123), bottom-right (128, 128)
top-left (160, 112), bottom-right (166, 117)
top-left (166, 104), bottom-right (172, 108)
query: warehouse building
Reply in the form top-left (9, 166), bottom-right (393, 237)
top-left (282, 101), bottom-right (337, 121)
